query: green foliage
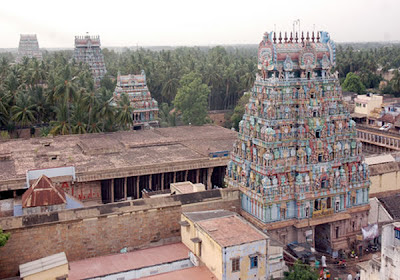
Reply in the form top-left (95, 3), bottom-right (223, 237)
top-left (174, 72), bottom-right (210, 125)
top-left (230, 93), bottom-right (250, 130)
top-left (283, 261), bottom-right (319, 280)
top-left (0, 228), bottom-right (10, 247)
top-left (342, 72), bottom-right (366, 94)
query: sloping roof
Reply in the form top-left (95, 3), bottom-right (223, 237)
top-left (19, 252), bottom-right (67, 278)
top-left (378, 114), bottom-right (395, 123)
top-left (22, 175), bottom-right (66, 208)
top-left (379, 193), bottom-right (400, 219)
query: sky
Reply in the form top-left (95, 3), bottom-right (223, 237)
top-left (0, 0), bottom-right (399, 48)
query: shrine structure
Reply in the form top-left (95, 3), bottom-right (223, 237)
top-left (226, 31), bottom-right (370, 254)
top-left (16, 34), bottom-right (42, 63)
top-left (73, 35), bottom-right (107, 87)
top-left (114, 71), bottom-right (159, 129)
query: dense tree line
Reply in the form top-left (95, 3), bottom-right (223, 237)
top-left (0, 52), bottom-right (124, 136)
top-left (1, 42), bottom-right (400, 137)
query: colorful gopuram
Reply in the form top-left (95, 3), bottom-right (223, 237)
top-left (114, 71), bottom-right (159, 129)
top-left (16, 34), bottom-right (42, 63)
top-left (73, 35), bottom-right (107, 87)
top-left (226, 31), bottom-right (370, 254)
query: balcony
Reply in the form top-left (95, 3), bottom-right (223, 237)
top-left (312, 208), bottom-right (334, 218)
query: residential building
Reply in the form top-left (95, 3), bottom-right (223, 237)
top-left (226, 31), bottom-right (370, 255)
top-left (359, 222), bottom-right (400, 280)
top-left (354, 93), bottom-right (383, 121)
top-left (181, 210), bottom-right (271, 280)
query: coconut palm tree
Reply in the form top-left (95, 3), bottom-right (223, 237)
top-left (50, 104), bottom-right (70, 136)
top-left (11, 92), bottom-right (36, 128)
top-left (116, 93), bottom-right (133, 130)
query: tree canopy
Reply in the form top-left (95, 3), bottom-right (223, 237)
top-left (0, 228), bottom-right (10, 247)
top-left (283, 261), bottom-right (319, 280)
top-left (342, 72), bottom-right (366, 94)
top-left (173, 72), bottom-right (210, 125)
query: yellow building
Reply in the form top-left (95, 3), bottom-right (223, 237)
top-left (354, 93), bottom-right (383, 116)
top-left (180, 210), bottom-right (269, 280)
top-left (366, 154), bottom-right (400, 195)
top-left (19, 252), bottom-right (68, 280)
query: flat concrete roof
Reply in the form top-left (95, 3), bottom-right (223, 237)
top-left (0, 125), bottom-right (237, 187)
top-left (19, 252), bottom-right (67, 278)
top-left (183, 210), bottom-right (234, 222)
top-left (141, 266), bottom-right (216, 280)
top-left (197, 215), bottom-right (267, 248)
top-left (68, 243), bottom-right (189, 280)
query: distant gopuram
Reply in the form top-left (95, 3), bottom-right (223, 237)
top-left (73, 34), bottom-right (107, 87)
top-left (16, 34), bottom-right (42, 63)
top-left (114, 70), bottom-right (159, 129)
top-left (226, 31), bottom-right (370, 255)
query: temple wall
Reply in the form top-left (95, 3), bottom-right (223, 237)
top-left (0, 188), bottom-right (240, 278)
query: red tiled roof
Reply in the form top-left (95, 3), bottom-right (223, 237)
top-left (22, 175), bottom-right (66, 208)
top-left (378, 114), bottom-right (395, 123)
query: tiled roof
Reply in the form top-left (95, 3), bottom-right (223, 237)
top-left (22, 175), bottom-right (66, 208)
top-left (379, 193), bottom-right (400, 219)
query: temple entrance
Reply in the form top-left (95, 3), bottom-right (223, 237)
top-left (315, 223), bottom-right (331, 253)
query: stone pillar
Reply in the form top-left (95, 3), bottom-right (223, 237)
top-left (173, 172), bottom-right (176, 183)
top-left (136, 176), bottom-right (140, 199)
top-left (161, 173), bottom-right (164, 190)
top-left (196, 169), bottom-right (200, 183)
top-left (184, 170), bottom-right (188, 182)
top-left (124, 177), bottom-right (127, 200)
top-left (111, 179), bottom-right (114, 203)
top-left (207, 167), bottom-right (213, 190)
top-left (149, 175), bottom-right (152, 190)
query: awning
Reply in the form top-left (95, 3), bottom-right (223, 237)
top-left (351, 112), bottom-right (367, 119)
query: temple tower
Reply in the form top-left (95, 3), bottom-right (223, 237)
top-left (113, 70), bottom-right (159, 129)
top-left (73, 34), bottom-right (107, 87)
top-left (226, 31), bottom-right (370, 254)
top-left (16, 34), bottom-right (42, 63)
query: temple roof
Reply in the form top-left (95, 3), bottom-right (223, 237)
top-left (257, 31), bottom-right (336, 72)
top-left (22, 175), bottom-right (66, 208)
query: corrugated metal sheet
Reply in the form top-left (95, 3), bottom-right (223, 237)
top-left (22, 175), bottom-right (66, 208)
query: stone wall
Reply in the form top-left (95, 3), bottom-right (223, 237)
top-left (0, 189), bottom-right (240, 278)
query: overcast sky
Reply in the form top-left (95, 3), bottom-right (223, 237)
top-left (0, 0), bottom-right (399, 48)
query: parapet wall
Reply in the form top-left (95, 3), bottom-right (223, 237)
top-left (0, 188), bottom-right (240, 278)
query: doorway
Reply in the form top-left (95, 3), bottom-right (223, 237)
top-left (315, 223), bottom-right (331, 253)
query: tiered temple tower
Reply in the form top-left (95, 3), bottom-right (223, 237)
top-left (16, 34), bottom-right (42, 63)
top-left (114, 71), bottom-right (159, 129)
top-left (73, 35), bottom-right (107, 87)
top-left (226, 31), bottom-right (370, 254)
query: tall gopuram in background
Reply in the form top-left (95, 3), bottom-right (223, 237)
top-left (226, 31), bottom-right (370, 255)
top-left (113, 71), bottom-right (159, 129)
top-left (73, 34), bottom-right (107, 87)
top-left (16, 34), bottom-right (42, 63)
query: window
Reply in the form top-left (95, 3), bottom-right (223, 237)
top-left (318, 154), bottom-right (323, 162)
top-left (305, 206), bottom-right (310, 218)
top-left (313, 111), bottom-right (317, 117)
top-left (232, 258), bottom-right (240, 272)
top-left (250, 256), bottom-right (258, 269)
top-left (316, 130), bottom-right (321, 138)
top-left (395, 228), bottom-right (400, 240)
top-left (336, 227), bottom-right (340, 239)
top-left (321, 179), bottom-right (327, 189)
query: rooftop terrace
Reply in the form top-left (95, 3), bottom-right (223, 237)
top-left (0, 125), bottom-right (237, 189)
